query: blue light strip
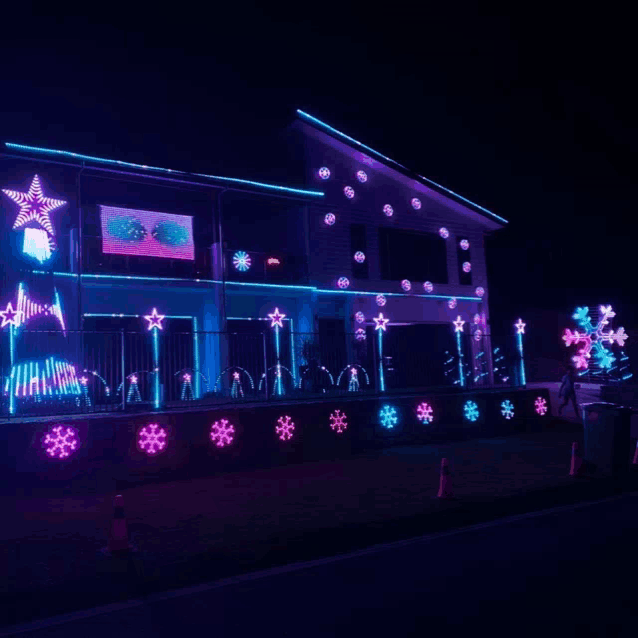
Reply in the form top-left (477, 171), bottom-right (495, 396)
top-left (153, 328), bottom-right (160, 409)
top-left (417, 175), bottom-right (508, 224)
top-left (456, 330), bottom-right (465, 388)
top-left (42, 272), bottom-right (481, 301)
top-left (296, 110), bottom-right (408, 170)
top-left (295, 110), bottom-right (507, 225)
top-left (5, 142), bottom-right (184, 174)
top-left (193, 317), bottom-right (200, 399)
top-left (289, 317), bottom-right (296, 388)
top-left (516, 332), bottom-right (526, 386)
top-left (274, 325), bottom-right (282, 396)
top-left (193, 173), bottom-right (324, 197)
top-left (9, 325), bottom-right (15, 415)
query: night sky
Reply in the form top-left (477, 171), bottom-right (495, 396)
top-left (1, 5), bottom-right (635, 338)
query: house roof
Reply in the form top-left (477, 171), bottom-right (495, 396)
top-left (3, 142), bottom-right (325, 199)
top-left (295, 109), bottom-right (508, 226)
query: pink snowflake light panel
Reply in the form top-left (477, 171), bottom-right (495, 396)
top-left (137, 423), bottom-right (168, 456)
top-left (276, 415), bottom-right (295, 441)
top-left (210, 419), bottom-right (235, 448)
top-left (329, 409), bottom-right (348, 433)
top-left (344, 186), bottom-right (355, 199)
top-left (42, 425), bottom-right (79, 459)
top-left (383, 204), bottom-right (394, 217)
top-left (324, 213), bottom-right (336, 226)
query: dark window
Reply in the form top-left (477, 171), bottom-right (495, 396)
top-left (457, 237), bottom-right (472, 285)
top-left (378, 228), bottom-right (448, 283)
top-left (350, 223), bottom-right (369, 279)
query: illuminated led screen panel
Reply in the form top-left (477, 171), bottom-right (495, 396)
top-left (100, 205), bottom-right (195, 260)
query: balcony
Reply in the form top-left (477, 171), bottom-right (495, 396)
top-left (225, 249), bottom-right (309, 285)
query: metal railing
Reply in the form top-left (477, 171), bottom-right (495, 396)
top-left (0, 328), bottom-right (525, 419)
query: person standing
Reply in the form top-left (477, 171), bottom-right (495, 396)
top-left (558, 365), bottom-right (580, 419)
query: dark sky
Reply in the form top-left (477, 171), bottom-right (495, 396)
top-left (1, 4), bottom-right (635, 335)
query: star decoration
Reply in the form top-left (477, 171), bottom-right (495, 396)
top-left (373, 313), bottom-right (390, 331)
top-left (79, 376), bottom-right (88, 386)
top-left (0, 302), bottom-right (23, 328)
top-left (144, 308), bottom-right (165, 331)
top-left (2, 174), bottom-right (66, 242)
top-left (515, 318), bottom-right (526, 334)
top-left (130, 375), bottom-right (138, 384)
top-left (183, 373), bottom-right (192, 382)
top-left (233, 371), bottom-right (240, 380)
top-left (453, 316), bottom-right (466, 332)
top-left (268, 307), bottom-right (286, 328)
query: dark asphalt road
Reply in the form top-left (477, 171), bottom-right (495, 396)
top-left (4, 492), bottom-right (638, 638)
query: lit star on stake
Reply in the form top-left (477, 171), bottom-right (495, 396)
top-left (268, 307), bottom-right (286, 328)
top-left (373, 313), bottom-right (390, 331)
top-left (0, 302), bottom-right (23, 328)
top-left (515, 318), bottom-right (526, 334)
top-left (144, 308), bottom-right (165, 331)
top-left (453, 316), bottom-right (466, 332)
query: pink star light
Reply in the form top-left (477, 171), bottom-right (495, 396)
top-left (515, 318), bottom-right (526, 334)
top-left (0, 302), bottom-right (23, 328)
top-left (453, 316), bottom-right (466, 332)
top-left (144, 308), bottom-right (165, 330)
top-left (268, 307), bottom-right (286, 328)
top-left (373, 313), bottom-right (390, 331)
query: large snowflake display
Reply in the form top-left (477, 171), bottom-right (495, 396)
top-left (210, 419), bottom-right (236, 448)
top-left (379, 404), bottom-right (398, 429)
top-left (42, 425), bottom-right (79, 459)
top-left (232, 251), bottom-right (251, 272)
top-left (276, 415), bottom-right (295, 441)
top-left (416, 402), bottom-right (434, 424)
top-left (137, 423), bottom-right (167, 456)
top-left (562, 305), bottom-right (628, 372)
top-left (500, 399), bottom-right (515, 420)
top-left (463, 400), bottom-right (479, 422)
top-left (329, 409), bottom-right (348, 433)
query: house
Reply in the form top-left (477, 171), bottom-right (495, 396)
top-left (0, 110), bottom-right (507, 416)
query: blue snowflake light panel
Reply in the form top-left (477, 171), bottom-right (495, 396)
top-left (232, 251), bottom-right (252, 272)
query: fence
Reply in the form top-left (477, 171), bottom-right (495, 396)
top-left (0, 327), bottom-right (525, 419)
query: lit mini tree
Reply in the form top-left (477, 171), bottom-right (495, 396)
top-left (230, 370), bottom-right (244, 398)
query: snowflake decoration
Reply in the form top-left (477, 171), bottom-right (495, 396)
top-left (473, 313), bottom-right (481, 324)
top-left (460, 239), bottom-right (470, 250)
top-left (401, 279), bottom-right (411, 292)
top-left (474, 328), bottom-right (483, 342)
top-left (535, 396), bottom-right (548, 416)
top-left (439, 227), bottom-right (449, 239)
top-left (354, 251), bottom-right (366, 263)
top-left (137, 423), bottom-right (167, 456)
top-left (356, 170), bottom-right (368, 183)
top-left (416, 402), bottom-right (434, 424)
top-left (42, 425), bottom-right (79, 459)
top-left (475, 287), bottom-right (485, 298)
top-left (210, 419), bottom-right (235, 448)
top-left (232, 251), bottom-right (252, 272)
top-left (355, 328), bottom-right (366, 341)
top-left (344, 186), bottom-right (355, 199)
top-left (318, 167), bottom-right (330, 179)
top-left (379, 404), bottom-right (398, 429)
top-left (448, 298), bottom-right (457, 309)
top-left (329, 409), bottom-right (348, 433)
top-left (383, 204), bottom-right (394, 217)
top-left (324, 213), bottom-right (336, 226)
top-left (562, 305), bottom-right (628, 370)
top-left (376, 294), bottom-right (386, 307)
top-left (501, 399), bottom-right (515, 420)
top-left (423, 281), bottom-right (433, 293)
top-left (463, 400), bottom-right (479, 422)
top-left (337, 277), bottom-right (350, 289)
top-left (462, 262), bottom-right (471, 273)
top-left (355, 311), bottom-right (365, 324)
top-left (276, 415), bottom-right (295, 441)
top-left (411, 198), bottom-right (422, 210)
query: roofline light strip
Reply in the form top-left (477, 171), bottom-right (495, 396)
top-left (5, 143), bottom-right (324, 197)
top-left (296, 110), bottom-right (408, 170)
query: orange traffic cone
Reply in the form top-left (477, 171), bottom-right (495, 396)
top-left (569, 442), bottom-right (581, 476)
top-left (107, 494), bottom-right (130, 553)
top-left (633, 441), bottom-right (638, 466)
top-left (437, 458), bottom-right (454, 499)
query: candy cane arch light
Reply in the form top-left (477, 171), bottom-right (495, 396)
top-left (143, 308), bottom-right (165, 408)
top-left (515, 318), bottom-right (526, 386)
top-left (453, 315), bottom-right (466, 387)
top-left (373, 312), bottom-right (390, 392)
top-left (268, 307), bottom-right (286, 396)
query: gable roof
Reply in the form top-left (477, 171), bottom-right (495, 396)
top-left (296, 109), bottom-right (507, 226)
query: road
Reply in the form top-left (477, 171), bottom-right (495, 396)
top-left (4, 491), bottom-right (638, 638)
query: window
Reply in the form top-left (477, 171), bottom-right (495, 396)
top-left (378, 228), bottom-right (448, 283)
top-left (350, 223), bottom-right (369, 279)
